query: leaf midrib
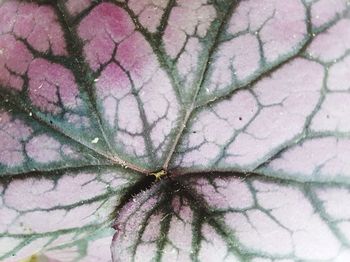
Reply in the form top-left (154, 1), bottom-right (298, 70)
top-left (161, 1), bottom-right (240, 170)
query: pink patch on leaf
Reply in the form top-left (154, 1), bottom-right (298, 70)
top-left (78, 3), bottom-right (135, 70)
top-left (65, 0), bottom-right (93, 15)
top-left (116, 32), bottom-right (157, 89)
top-left (129, 0), bottom-right (169, 33)
top-left (0, 1), bottom-right (67, 55)
top-left (97, 63), bottom-right (130, 98)
top-left (28, 59), bottom-right (80, 114)
top-left (96, 63), bottom-right (131, 126)
top-left (0, 35), bottom-right (33, 91)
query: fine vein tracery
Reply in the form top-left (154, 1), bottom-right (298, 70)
top-left (2, 0), bottom-right (350, 261)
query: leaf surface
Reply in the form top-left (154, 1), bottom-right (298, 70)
top-left (1, 0), bottom-right (350, 261)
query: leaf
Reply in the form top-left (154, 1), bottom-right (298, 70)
top-left (112, 174), bottom-right (350, 261)
top-left (1, 0), bottom-right (350, 261)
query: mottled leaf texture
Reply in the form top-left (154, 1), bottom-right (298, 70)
top-left (1, 0), bottom-right (350, 261)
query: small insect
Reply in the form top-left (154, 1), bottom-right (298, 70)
top-left (149, 170), bottom-right (167, 180)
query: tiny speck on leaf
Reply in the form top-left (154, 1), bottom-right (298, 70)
top-left (91, 137), bottom-right (99, 144)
